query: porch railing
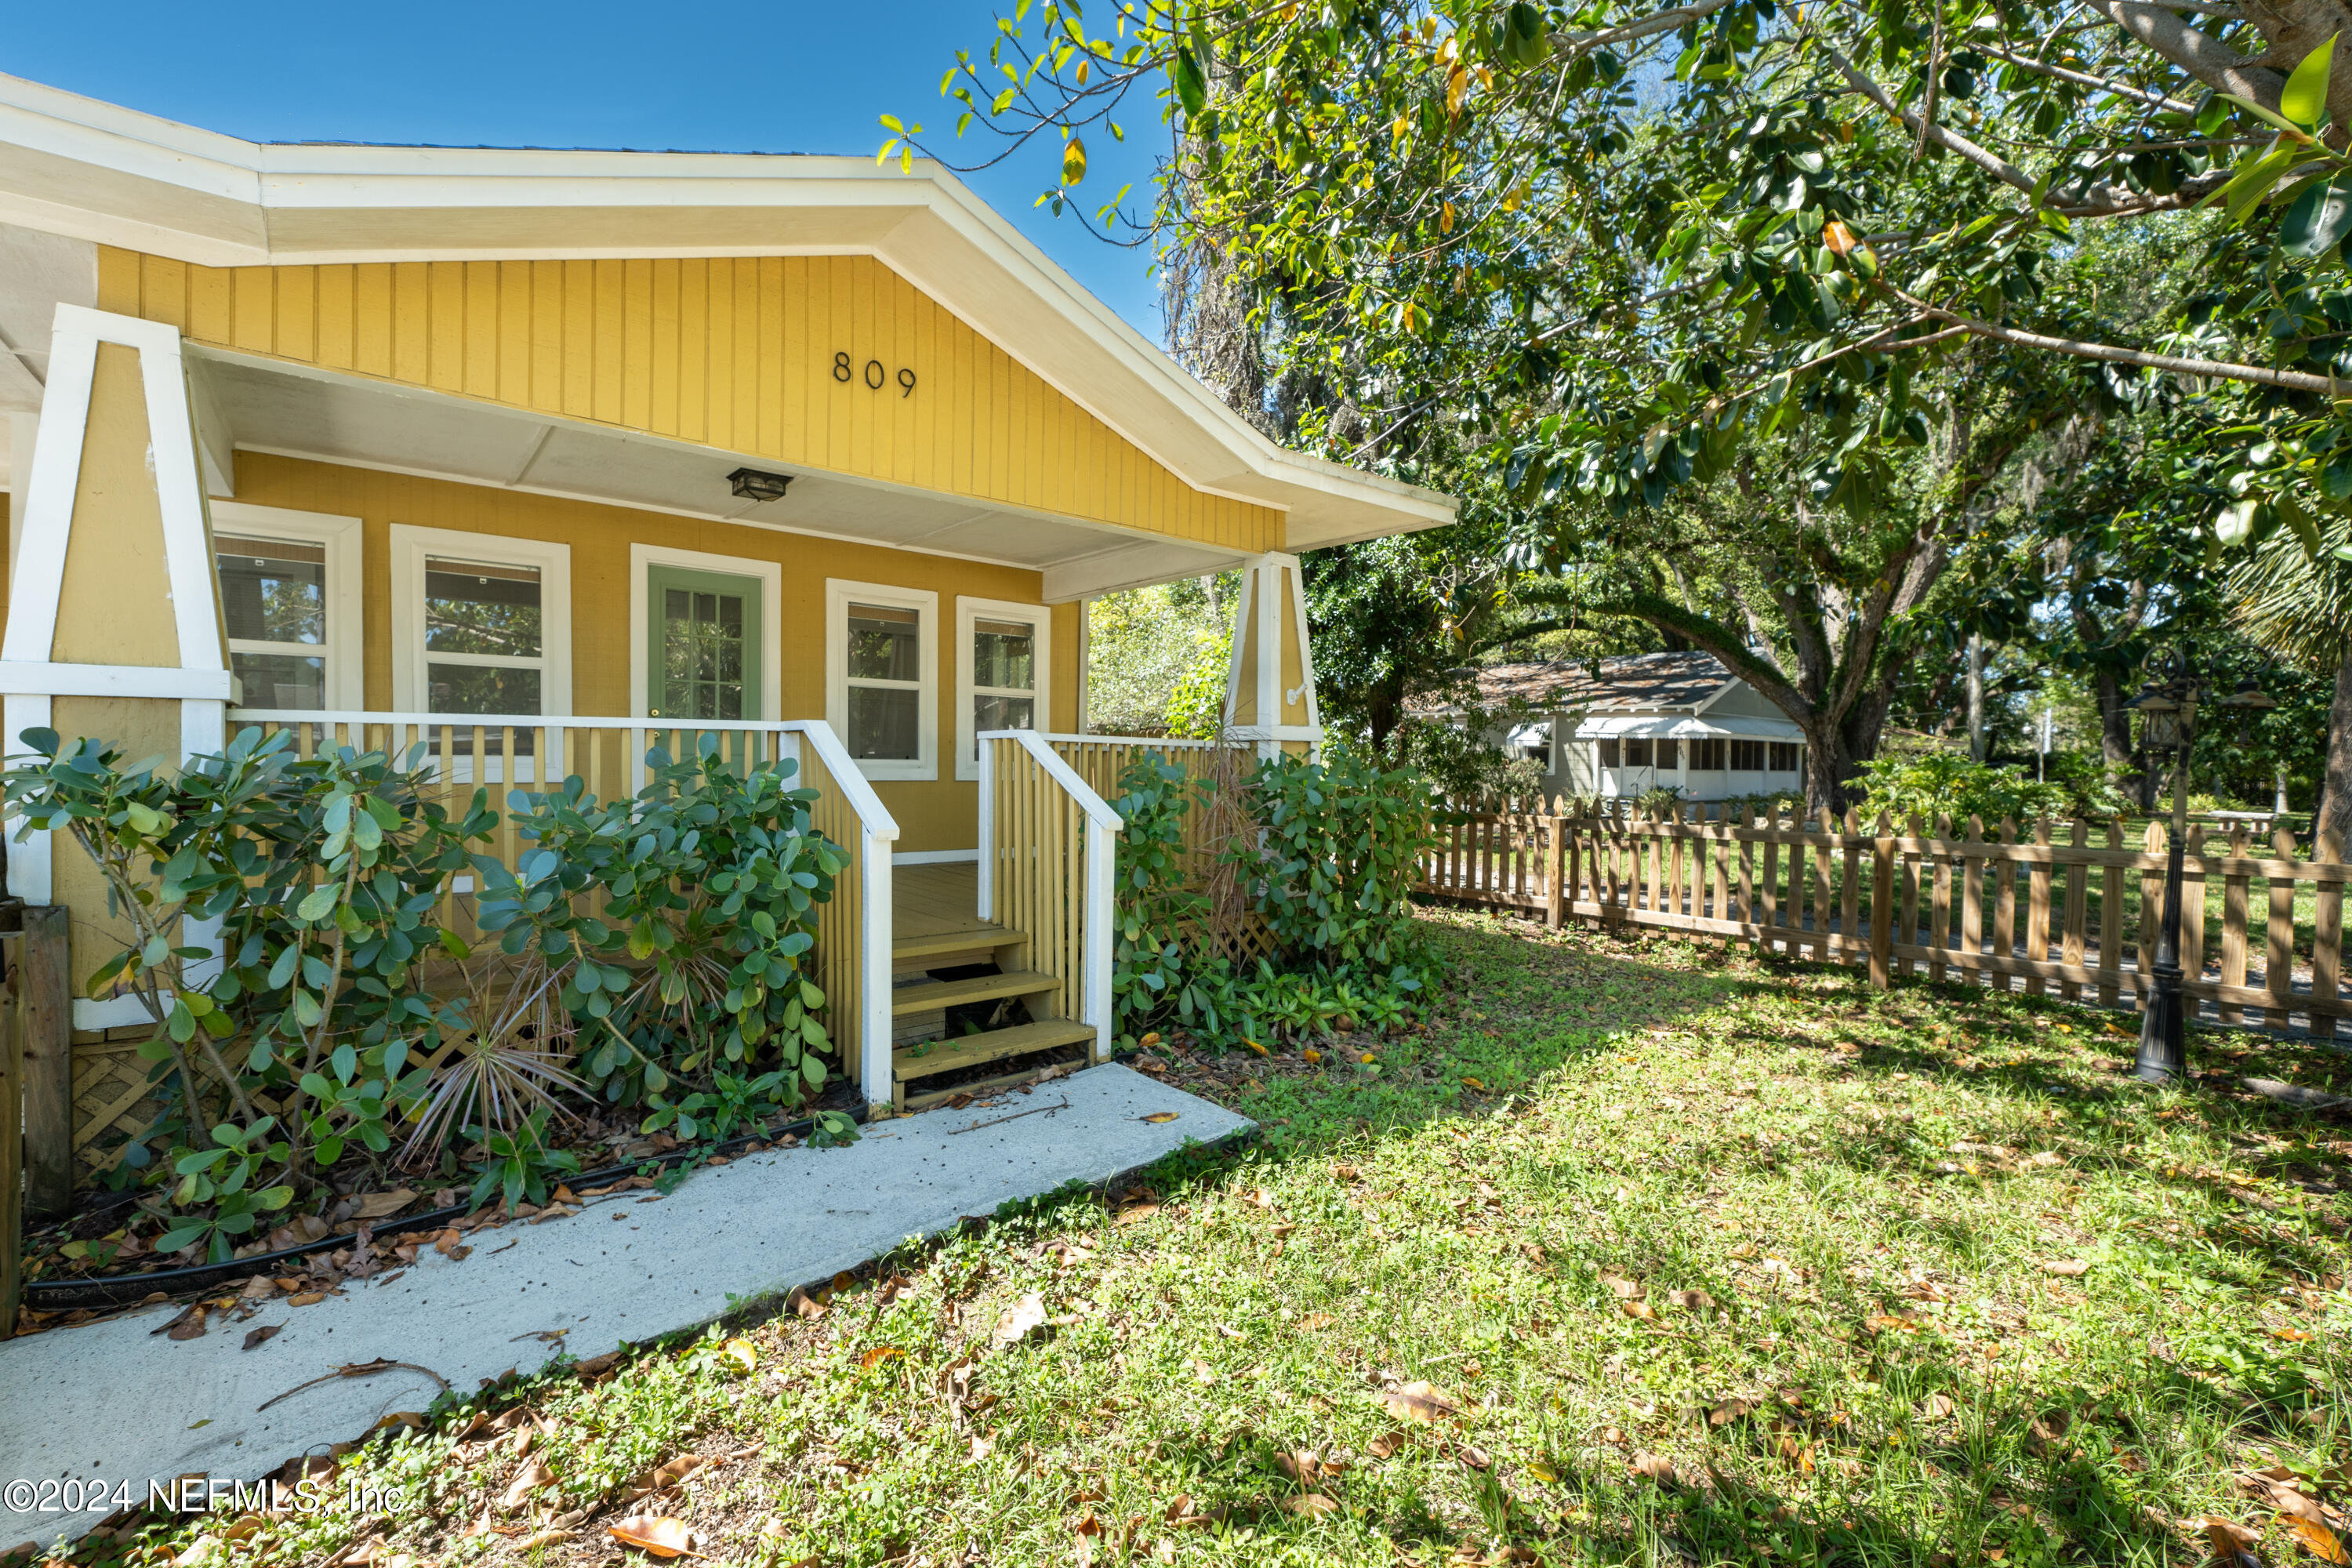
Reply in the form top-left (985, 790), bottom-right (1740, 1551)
top-left (978, 731), bottom-right (1121, 1061)
top-left (231, 712), bottom-right (900, 1105)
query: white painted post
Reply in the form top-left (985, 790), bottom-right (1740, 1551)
top-left (975, 735), bottom-right (996, 920)
top-left (1084, 814), bottom-right (1115, 1062)
top-left (861, 822), bottom-right (895, 1107)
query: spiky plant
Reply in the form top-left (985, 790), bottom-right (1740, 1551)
top-left (400, 951), bottom-right (583, 1163)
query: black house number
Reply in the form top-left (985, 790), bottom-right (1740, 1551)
top-left (834, 350), bottom-right (916, 397)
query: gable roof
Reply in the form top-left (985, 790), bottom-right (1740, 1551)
top-left (1467, 651), bottom-right (1736, 712)
top-left (0, 72), bottom-right (1453, 554)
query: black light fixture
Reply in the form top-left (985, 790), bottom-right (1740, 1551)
top-left (727, 466), bottom-right (793, 504)
top-left (2126, 648), bottom-right (2270, 1085)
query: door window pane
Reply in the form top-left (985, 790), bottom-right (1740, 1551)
top-left (426, 558), bottom-right (542, 657)
top-left (218, 537), bottom-right (325, 644)
top-left (660, 585), bottom-right (748, 720)
top-left (848, 604), bottom-right (921, 681)
top-left (231, 652), bottom-right (325, 710)
top-left (848, 684), bottom-right (920, 760)
top-left (429, 663), bottom-right (542, 715)
top-left (1624, 738), bottom-right (1653, 767)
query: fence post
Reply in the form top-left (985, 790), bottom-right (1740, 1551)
top-left (19, 905), bottom-right (72, 1219)
top-left (1870, 812), bottom-right (1893, 989)
top-left (1546, 808), bottom-right (1566, 927)
top-left (2, 928), bottom-right (20, 1334)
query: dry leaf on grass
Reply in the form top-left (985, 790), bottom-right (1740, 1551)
top-left (993, 1294), bottom-right (1049, 1349)
top-left (2041, 1259), bottom-right (2092, 1278)
top-left (1630, 1453), bottom-right (1679, 1486)
top-left (786, 1287), bottom-right (828, 1320)
top-left (2283, 1516), bottom-right (2350, 1565)
top-left (1920, 1393), bottom-right (1955, 1419)
top-left (1283, 1494), bottom-right (1340, 1515)
top-left (717, 1338), bottom-right (757, 1374)
top-left (1189, 1356), bottom-right (1218, 1385)
top-left (1666, 1289), bottom-right (1716, 1312)
top-left (1301, 1312), bottom-right (1334, 1330)
top-left (499, 1458), bottom-right (555, 1512)
top-left (1378, 1381), bottom-right (1460, 1424)
top-left (618, 1454), bottom-right (707, 1504)
top-left (1621, 1300), bottom-right (1656, 1321)
top-left (514, 1529), bottom-right (575, 1552)
top-left (2196, 1516), bottom-right (2265, 1568)
top-left (860, 1345), bottom-right (906, 1369)
top-left (1454, 1443), bottom-right (1493, 1471)
top-left (1367, 1431), bottom-right (1406, 1460)
top-left (609, 1514), bottom-right (700, 1559)
top-left (1114, 1203), bottom-right (1162, 1226)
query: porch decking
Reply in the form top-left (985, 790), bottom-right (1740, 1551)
top-left (886, 860), bottom-right (1094, 1108)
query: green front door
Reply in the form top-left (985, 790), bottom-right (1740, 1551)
top-left (648, 565), bottom-right (763, 724)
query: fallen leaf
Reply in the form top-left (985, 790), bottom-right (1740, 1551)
top-left (1301, 1312), bottom-right (1334, 1330)
top-left (1333, 1164), bottom-right (1360, 1180)
top-left (350, 1189), bottom-right (416, 1221)
top-left (717, 1338), bottom-right (757, 1374)
top-left (238, 1275), bottom-right (278, 1301)
top-left (608, 1514), bottom-right (699, 1559)
top-left (1189, 1356), bottom-right (1217, 1385)
top-left (1244, 1040), bottom-right (1268, 1056)
top-left (288, 1291), bottom-right (327, 1308)
top-left (1621, 1300), bottom-right (1655, 1320)
top-left (241, 1325), bottom-right (282, 1352)
top-left (2284, 1516), bottom-right (2350, 1565)
top-left (1367, 1432), bottom-right (1405, 1459)
top-left (1283, 1494), bottom-right (1340, 1515)
top-left (2041, 1259), bottom-right (2092, 1278)
top-left (574, 1351), bottom-right (622, 1377)
top-left (499, 1458), bottom-right (555, 1512)
top-left (993, 1294), bottom-right (1049, 1349)
top-left (1454, 1443), bottom-right (1492, 1471)
top-left (1602, 1274), bottom-right (1642, 1299)
top-left (515, 1530), bottom-right (575, 1552)
top-left (1631, 1453), bottom-right (1678, 1486)
top-left (619, 1454), bottom-right (707, 1504)
top-left (1707, 1397), bottom-right (1756, 1426)
top-left (1666, 1289), bottom-right (1716, 1312)
top-left (1920, 1393), bottom-right (1955, 1419)
top-left (786, 1287), bottom-right (828, 1320)
top-left (1115, 1203), bottom-right (1161, 1225)
top-left (861, 1345), bottom-right (906, 1370)
top-left (1141, 1112), bottom-right (1181, 1123)
top-left (1461, 1076), bottom-right (1486, 1091)
top-left (1379, 1381), bottom-right (1459, 1424)
top-left (2198, 1516), bottom-right (2265, 1568)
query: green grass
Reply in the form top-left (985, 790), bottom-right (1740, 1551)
top-left (54, 909), bottom-right (2351, 1568)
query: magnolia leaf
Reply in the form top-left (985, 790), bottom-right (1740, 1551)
top-left (2282, 172), bottom-right (2352, 256)
top-left (1062, 136), bottom-right (1087, 186)
top-left (2282, 33), bottom-right (2341, 130)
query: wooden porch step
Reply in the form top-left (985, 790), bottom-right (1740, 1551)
top-left (892, 923), bottom-right (1018, 962)
top-left (892, 1018), bottom-right (1095, 1083)
top-left (890, 968), bottom-right (1057, 1015)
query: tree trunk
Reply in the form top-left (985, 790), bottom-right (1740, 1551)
top-left (1966, 634), bottom-right (1987, 762)
top-left (2317, 643), bottom-right (2352, 848)
top-left (2090, 661), bottom-right (2139, 799)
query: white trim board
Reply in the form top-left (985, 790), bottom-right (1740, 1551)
top-left (626, 542), bottom-right (783, 722)
top-left (893, 848), bottom-right (978, 866)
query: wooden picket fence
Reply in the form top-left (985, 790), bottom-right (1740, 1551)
top-left (1418, 799), bottom-right (2348, 1041)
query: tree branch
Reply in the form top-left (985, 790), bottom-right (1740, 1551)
top-left (2091, 0), bottom-right (2286, 109)
top-left (1889, 285), bottom-right (2350, 394)
top-left (1971, 39), bottom-right (2198, 113)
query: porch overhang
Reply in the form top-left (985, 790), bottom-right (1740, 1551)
top-left (1570, 713), bottom-right (1806, 742)
top-left (0, 71), bottom-right (1457, 561)
top-left (187, 347), bottom-right (1251, 601)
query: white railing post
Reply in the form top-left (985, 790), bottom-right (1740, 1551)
top-left (860, 820), bottom-right (895, 1106)
top-left (976, 735), bottom-right (996, 920)
top-left (1084, 813), bottom-right (1115, 1062)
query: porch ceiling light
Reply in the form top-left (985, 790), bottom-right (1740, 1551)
top-left (728, 466), bottom-right (794, 504)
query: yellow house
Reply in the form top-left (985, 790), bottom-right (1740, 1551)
top-left (0, 74), bottom-right (1454, 1115)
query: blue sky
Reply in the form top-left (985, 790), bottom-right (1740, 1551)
top-left (5, 1), bottom-right (1170, 339)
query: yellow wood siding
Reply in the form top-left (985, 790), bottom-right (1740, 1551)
top-left (100, 249), bottom-right (1283, 556)
top-left (233, 452), bottom-right (1080, 854)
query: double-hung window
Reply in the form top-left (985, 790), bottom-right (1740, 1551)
top-left (212, 501), bottom-right (363, 712)
top-left (1769, 741), bottom-right (1800, 772)
top-left (955, 597), bottom-right (1051, 781)
top-left (389, 525), bottom-right (572, 717)
top-left (827, 581), bottom-right (938, 781)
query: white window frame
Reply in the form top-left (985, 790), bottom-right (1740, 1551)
top-left (827, 579), bottom-right (938, 782)
top-left (627, 542), bottom-right (782, 720)
top-left (389, 524), bottom-right (572, 716)
top-left (954, 596), bottom-right (1052, 782)
top-left (212, 499), bottom-right (364, 711)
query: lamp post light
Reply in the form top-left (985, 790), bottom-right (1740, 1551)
top-left (2125, 653), bottom-right (2274, 1083)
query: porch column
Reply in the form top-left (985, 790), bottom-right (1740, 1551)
top-left (1, 305), bottom-right (229, 1026)
top-left (1218, 552), bottom-right (1321, 757)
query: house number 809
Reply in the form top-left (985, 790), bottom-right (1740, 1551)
top-left (834, 350), bottom-right (917, 397)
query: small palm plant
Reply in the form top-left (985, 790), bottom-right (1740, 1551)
top-left (399, 949), bottom-right (583, 1164)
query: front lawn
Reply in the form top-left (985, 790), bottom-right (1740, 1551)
top-left (46, 909), bottom-right (2352, 1568)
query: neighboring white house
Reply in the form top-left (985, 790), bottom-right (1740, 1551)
top-left (1462, 652), bottom-right (1808, 803)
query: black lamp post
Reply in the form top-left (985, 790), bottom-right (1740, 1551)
top-left (2125, 652), bottom-right (2275, 1083)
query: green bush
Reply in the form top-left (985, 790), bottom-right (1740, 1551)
top-left (1, 727), bottom-right (851, 1260)
top-left (1107, 746), bottom-right (1436, 1051)
top-left (1855, 749), bottom-right (2131, 828)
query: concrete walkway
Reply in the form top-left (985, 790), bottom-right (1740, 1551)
top-left (1, 1065), bottom-right (1250, 1545)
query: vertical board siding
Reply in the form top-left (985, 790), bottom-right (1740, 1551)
top-left (102, 248), bottom-right (1281, 554)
